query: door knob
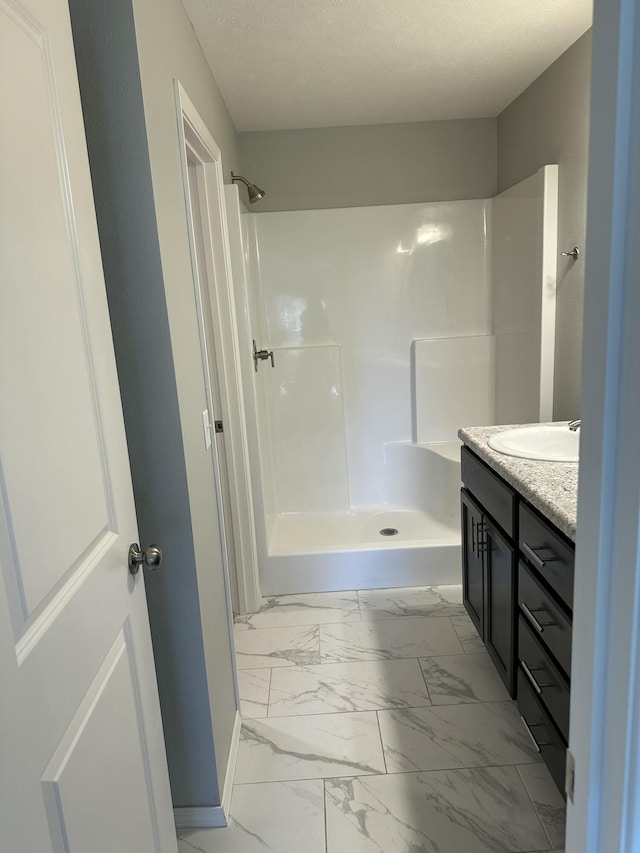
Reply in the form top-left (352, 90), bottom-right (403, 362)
top-left (128, 543), bottom-right (163, 575)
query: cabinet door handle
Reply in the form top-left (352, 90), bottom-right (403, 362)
top-left (520, 661), bottom-right (553, 694)
top-left (476, 521), bottom-right (488, 553)
top-left (520, 715), bottom-right (541, 752)
top-left (522, 541), bottom-right (558, 571)
top-left (520, 716), bottom-right (553, 751)
top-left (520, 602), bottom-right (556, 633)
top-left (471, 517), bottom-right (476, 555)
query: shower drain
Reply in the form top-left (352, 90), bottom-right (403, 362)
top-left (379, 527), bottom-right (399, 537)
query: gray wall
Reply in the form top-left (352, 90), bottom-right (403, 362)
top-left (239, 119), bottom-right (497, 211)
top-left (498, 32), bottom-right (592, 420)
top-left (69, 0), bottom-right (239, 810)
top-left (131, 0), bottom-right (240, 804)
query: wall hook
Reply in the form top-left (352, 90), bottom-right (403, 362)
top-left (561, 246), bottom-right (580, 261)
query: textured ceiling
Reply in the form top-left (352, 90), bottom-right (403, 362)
top-left (181, 0), bottom-right (592, 131)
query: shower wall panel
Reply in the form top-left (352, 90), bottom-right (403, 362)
top-left (239, 211), bottom-right (277, 528)
top-left (255, 201), bottom-right (491, 510)
top-left (413, 335), bottom-right (496, 443)
top-left (265, 345), bottom-right (350, 513)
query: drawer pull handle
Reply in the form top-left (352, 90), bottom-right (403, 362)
top-left (522, 541), bottom-right (558, 571)
top-left (521, 602), bottom-right (555, 633)
top-left (520, 716), bottom-right (554, 751)
top-left (520, 715), bottom-right (541, 753)
top-left (520, 661), bottom-right (552, 694)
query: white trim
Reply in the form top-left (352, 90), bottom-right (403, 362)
top-left (566, 0), bottom-right (640, 851)
top-left (173, 712), bottom-right (241, 831)
top-left (173, 79), bottom-right (261, 617)
top-left (173, 80), bottom-right (240, 715)
top-left (173, 806), bottom-right (227, 830)
top-left (221, 711), bottom-right (242, 817)
top-left (538, 163), bottom-right (558, 423)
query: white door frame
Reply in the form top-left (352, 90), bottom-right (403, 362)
top-left (567, 0), bottom-right (640, 851)
top-left (173, 81), bottom-right (261, 616)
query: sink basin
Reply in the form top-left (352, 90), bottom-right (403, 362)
top-left (488, 425), bottom-right (579, 462)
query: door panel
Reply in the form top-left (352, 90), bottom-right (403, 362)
top-left (1, 0), bottom-right (111, 626)
top-left (461, 489), bottom-right (484, 636)
top-left (0, 0), bottom-right (176, 849)
top-left (41, 629), bottom-right (159, 853)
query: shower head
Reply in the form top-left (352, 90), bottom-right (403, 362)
top-left (231, 171), bottom-right (266, 204)
top-left (246, 183), bottom-right (266, 204)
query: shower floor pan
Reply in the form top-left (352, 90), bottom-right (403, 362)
top-left (263, 508), bottom-right (461, 596)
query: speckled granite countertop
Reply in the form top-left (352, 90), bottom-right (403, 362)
top-left (458, 423), bottom-right (578, 542)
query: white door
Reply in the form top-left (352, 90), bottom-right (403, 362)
top-left (0, 0), bottom-right (177, 851)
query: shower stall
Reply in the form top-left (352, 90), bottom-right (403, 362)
top-left (225, 166), bottom-right (558, 598)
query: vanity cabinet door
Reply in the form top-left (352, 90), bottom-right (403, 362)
top-left (484, 518), bottom-right (517, 697)
top-left (461, 489), bottom-right (485, 638)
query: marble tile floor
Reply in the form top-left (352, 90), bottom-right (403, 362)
top-left (178, 585), bottom-right (566, 853)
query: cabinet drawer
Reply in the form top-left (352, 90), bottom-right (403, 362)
top-left (519, 615), bottom-right (570, 741)
top-left (517, 669), bottom-right (567, 796)
top-left (519, 561), bottom-right (572, 678)
top-left (519, 502), bottom-right (575, 609)
top-left (461, 447), bottom-right (516, 538)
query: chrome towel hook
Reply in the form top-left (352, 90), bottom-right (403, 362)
top-left (561, 246), bottom-right (580, 261)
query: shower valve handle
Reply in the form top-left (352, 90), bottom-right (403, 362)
top-left (253, 339), bottom-right (275, 371)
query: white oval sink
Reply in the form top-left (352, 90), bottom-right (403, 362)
top-left (488, 425), bottom-right (579, 462)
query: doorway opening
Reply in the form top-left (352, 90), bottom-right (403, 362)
top-left (174, 82), bottom-right (261, 617)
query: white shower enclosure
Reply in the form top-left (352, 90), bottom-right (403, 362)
top-left (225, 165), bottom-right (558, 598)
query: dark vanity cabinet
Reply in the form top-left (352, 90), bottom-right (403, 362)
top-left (461, 447), bottom-right (517, 696)
top-left (461, 445), bottom-right (575, 796)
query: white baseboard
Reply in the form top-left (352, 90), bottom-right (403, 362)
top-left (222, 710), bottom-right (242, 816)
top-left (173, 710), bottom-right (242, 831)
top-left (174, 806), bottom-right (226, 830)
